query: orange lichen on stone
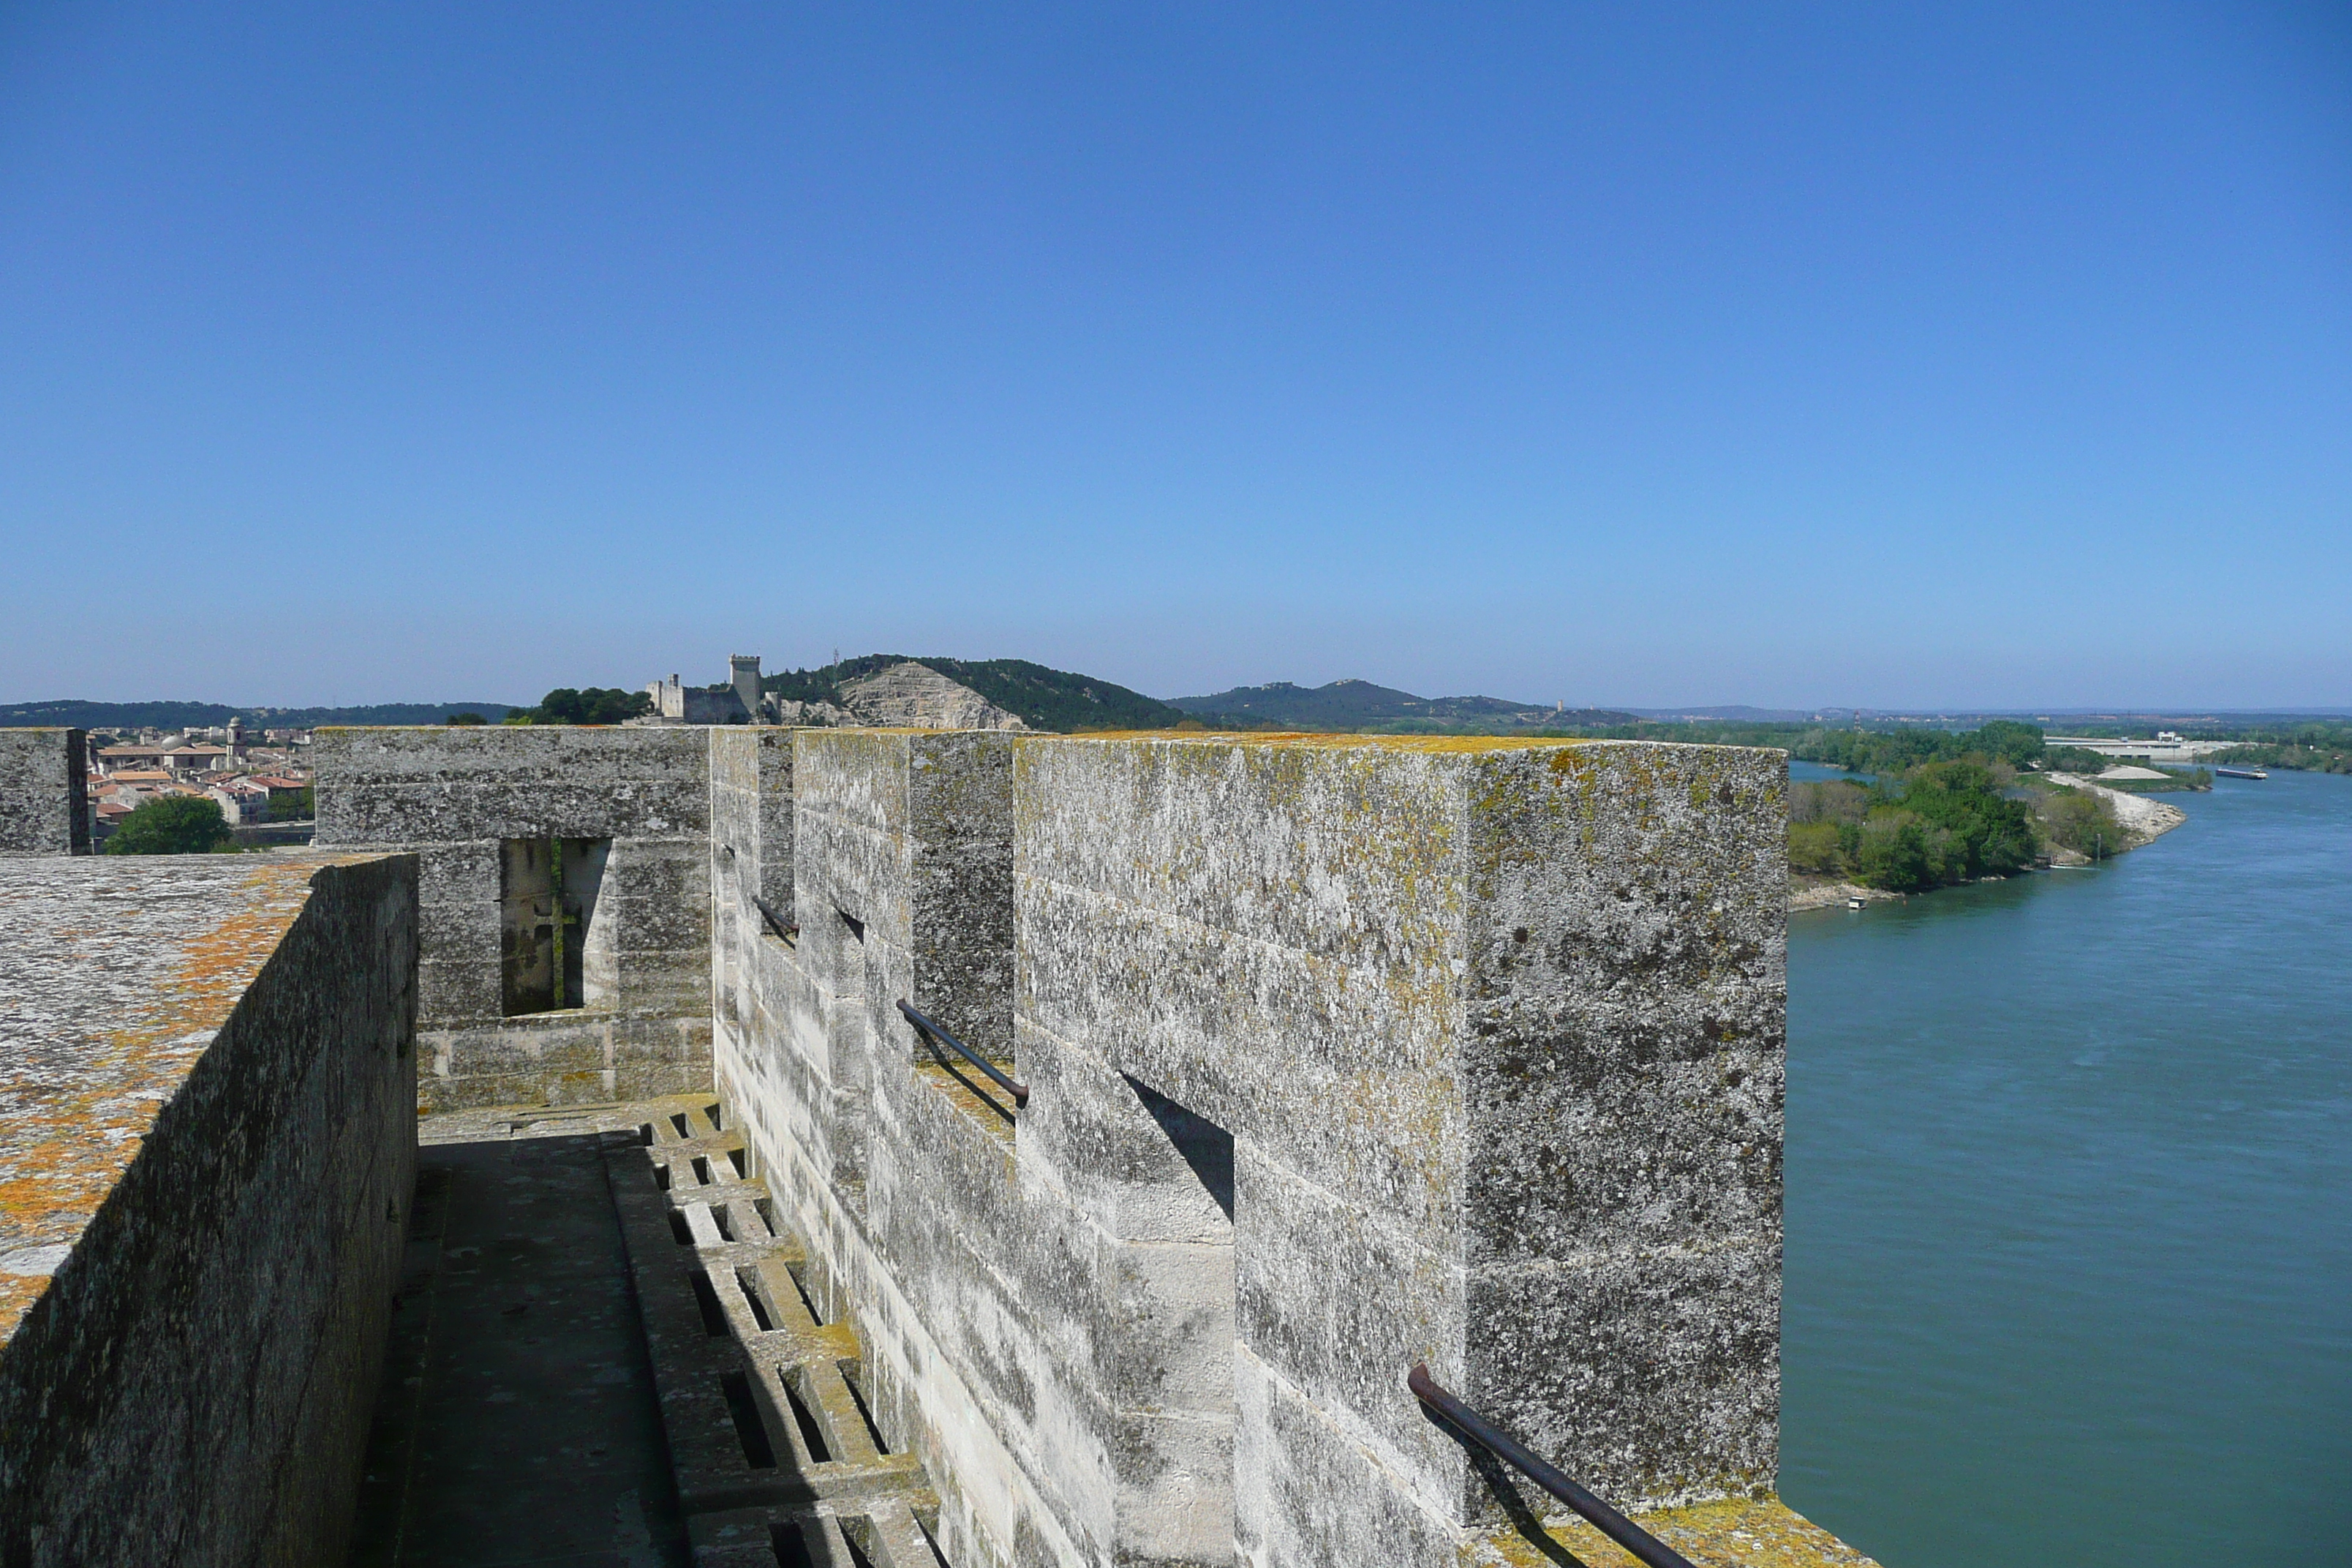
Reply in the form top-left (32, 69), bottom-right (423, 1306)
top-left (1470, 1496), bottom-right (1880, 1568)
top-left (0, 853), bottom-right (377, 1343)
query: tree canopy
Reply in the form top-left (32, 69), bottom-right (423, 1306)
top-left (519, 688), bottom-right (652, 725)
top-left (105, 795), bottom-right (233, 855)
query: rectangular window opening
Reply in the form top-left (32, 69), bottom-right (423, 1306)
top-left (655, 1162), bottom-right (673, 1192)
top-left (499, 837), bottom-right (612, 1017)
top-left (728, 1147), bottom-right (750, 1178)
top-left (839, 1520), bottom-right (881, 1568)
top-left (711, 1206), bottom-right (736, 1243)
top-left (782, 1371), bottom-right (832, 1463)
top-left (689, 1270), bottom-right (730, 1338)
top-left (769, 1522), bottom-right (818, 1568)
top-left (667, 1209), bottom-right (694, 1247)
top-left (670, 1112), bottom-right (691, 1140)
top-left (691, 1156), bottom-right (713, 1186)
top-left (784, 1260), bottom-right (826, 1325)
top-left (840, 1362), bottom-right (890, 1454)
top-left (705, 1101), bottom-right (725, 1131)
top-left (736, 1267), bottom-right (777, 1333)
top-left (917, 1517), bottom-right (954, 1567)
top-left (720, 1371), bottom-right (777, 1469)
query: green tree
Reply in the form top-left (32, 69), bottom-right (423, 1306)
top-left (1787, 821), bottom-right (1845, 875)
top-left (1970, 720), bottom-right (2046, 767)
top-left (445, 711), bottom-right (488, 725)
top-left (1897, 761), bottom-right (2038, 878)
top-left (526, 687), bottom-right (652, 725)
top-left (1854, 812), bottom-right (1935, 891)
top-left (2038, 788), bottom-right (2126, 859)
top-left (106, 795), bottom-right (234, 855)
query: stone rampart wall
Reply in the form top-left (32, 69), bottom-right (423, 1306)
top-left (0, 854), bottom-right (418, 1566)
top-left (314, 725), bottom-right (713, 1110)
top-left (0, 729), bottom-right (88, 856)
top-left (715, 731), bottom-right (1786, 1568)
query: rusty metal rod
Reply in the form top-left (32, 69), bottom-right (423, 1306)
top-left (1406, 1363), bottom-right (1697, 1568)
top-left (750, 893), bottom-right (796, 943)
top-left (897, 1000), bottom-right (1030, 1109)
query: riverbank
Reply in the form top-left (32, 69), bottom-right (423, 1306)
top-left (2041, 773), bottom-right (2187, 852)
top-left (1790, 878), bottom-right (1903, 911)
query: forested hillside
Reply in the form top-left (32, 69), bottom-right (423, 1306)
top-left (763, 656), bottom-right (1206, 732)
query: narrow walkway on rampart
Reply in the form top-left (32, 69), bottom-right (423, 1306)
top-left (347, 1111), bottom-right (691, 1568)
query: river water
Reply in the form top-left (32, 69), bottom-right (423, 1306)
top-left (1778, 764), bottom-right (2352, 1565)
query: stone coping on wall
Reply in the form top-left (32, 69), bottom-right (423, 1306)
top-left (1471, 1496), bottom-right (1882, 1567)
top-left (0, 849), bottom-right (384, 1341)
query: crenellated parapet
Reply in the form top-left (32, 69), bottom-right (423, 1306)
top-left (715, 728), bottom-right (1797, 1568)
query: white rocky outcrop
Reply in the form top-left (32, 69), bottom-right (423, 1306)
top-left (832, 662), bottom-right (1028, 731)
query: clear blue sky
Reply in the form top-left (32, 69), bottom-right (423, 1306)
top-left (3, 3), bottom-right (2346, 710)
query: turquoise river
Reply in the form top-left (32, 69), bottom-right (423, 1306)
top-left (1777, 764), bottom-right (2352, 1564)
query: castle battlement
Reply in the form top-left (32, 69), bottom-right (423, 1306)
top-left (0, 723), bottom-right (1874, 1567)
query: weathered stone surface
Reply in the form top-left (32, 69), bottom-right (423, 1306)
top-left (716, 731), bottom-right (1791, 1568)
top-left (1013, 735), bottom-right (1786, 1559)
top-left (0, 850), bottom-right (417, 1564)
top-left (314, 725), bottom-right (713, 1110)
top-left (0, 728), bottom-right (88, 856)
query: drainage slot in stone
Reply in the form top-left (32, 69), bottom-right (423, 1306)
top-left (670, 1112), bottom-right (691, 1139)
top-left (785, 1261), bottom-right (826, 1324)
top-left (728, 1147), bottom-right (749, 1178)
top-left (916, 1517), bottom-right (954, 1567)
top-left (840, 1362), bottom-right (890, 1453)
top-left (638, 1122), bottom-right (655, 1146)
top-left (689, 1270), bottom-right (730, 1337)
top-left (668, 1209), bottom-right (695, 1246)
top-left (840, 1523), bottom-right (881, 1568)
top-left (692, 1156), bottom-right (714, 1186)
top-left (705, 1101), bottom-right (724, 1131)
top-left (737, 1268), bottom-right (776, 1332)
top-left (712, 1206), bottom-right (736, 1243)
top-left (837, 907), bottom-right (865, 943)
top-left (781, 1371), bottom-right (832, 1462)
top-left (720, 1371), bottom-right (776, 1469)
top-left (655, 1163), bottom-right (673, 1191)
top-left (750, 1197), bottom-right (777, 1237)
top-left (769, 1522), bottom-right (818, 1568)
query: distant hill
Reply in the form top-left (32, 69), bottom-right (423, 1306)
top-left (0, 698), bottom-right (521, 729)
top-left (1169, 679), bottom-right (1633, 732)
top-left (765, 656), bottom-right (1202, 733)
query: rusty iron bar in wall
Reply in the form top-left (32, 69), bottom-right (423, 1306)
top-left (750, 893), bottom-right (797, 943)
top-left (1406, 1363), bottom-right (1699, 1568)
top-left (897, 1000), bottom-right (1030, 1109)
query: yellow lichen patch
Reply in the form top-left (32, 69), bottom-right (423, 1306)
top-left (0, 856), bottom-right (375, 1343)
top-left (1469, 1496), bottom-right (1881, 1568)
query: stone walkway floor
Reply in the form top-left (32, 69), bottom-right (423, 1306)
top-left (347, 1114), bottom-right (692, 1568)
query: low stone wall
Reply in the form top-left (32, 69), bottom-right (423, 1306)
top-left (0, 728), bottom-right (88, 856)
top-left (314, 725), bottom-right (713, 1110)
top-left (717, 732), bottom-right (1787, 1568)
top-left (0, 852), bottom-right (418, 1566)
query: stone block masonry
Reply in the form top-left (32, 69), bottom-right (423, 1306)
top-left (0, 728), bottom-right (88, 856)
top-left (0, 851), bottom-right (418, 1566)
top-left (313, 725), bottom-right (715, 1111)
top-left (717, 731), bottom-right (1793, 1568)
top-left (1017, 736), bottom-right (1784, 1567)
